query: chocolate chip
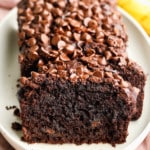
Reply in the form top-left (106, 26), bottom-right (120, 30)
top-left (41, 65), bottom-right (48, 72)
top-left (41, 25), bottom-right (50, 34)
top-left (57, 0), bottom-right (66, 8)
top-left (76, 66), bottom-right (83, 75)
top-left (96, 31), bottom-right (105, 40)
top-left (18, 54), bottom-right (24, 63)
top-left (93, 71), bottom-right (104, 78)
top-left (22, 24), bottom-right (35, 36)
top-left (28, 51), bottom-right (39, 60)
top-left (41, 34), bottom-right (49, 45)
top-left (83, 17), bottom-right (91, 26)
top-left (42, 10), bottom-right (49, 16)
top-left (34, 6), bottom-right (43, 14)
top-left (68, 18), bottom-right (81, 28)
top-left (104, 51), bottom-right (112, 60)
top-left (66, 31), bottom-right (72, 37)
top-left (19, 31), bottom-right (25, 39)
top-left (59, 53), bottom-right (70, 61)
top-left (107, 36), bottom-right (123, 47)
top-left (113, 74), bottom-right (122, 80)
top-left (77, 41), bottom-right (84, 50)
top-left (80, 73), bottom-right (89, 81)
top-left (48, 68), bottom-right (57, 74)
top-left (64, 44), bottom-right (75, 54)
top-left (51, 35), bottom-right (61, 46)
top-left (120, 79), bottom-right (129, 88)
top-left (18, 8), bottom-right (24, 14)
top-left (105, 72), bottom-right (113, 78)
top-left (57, 40), bottom-right (66, 50)
top-left (86, 48), bottom-right (95, 56)
top-left (40, 47), bottom-right (51, 58)
top-left (30, 45), bottom-right (39, 52)
top-left (52, 8), bottom-right (63, 17)
top-left (98, 57), bottom-right (107, 65)
top-left (70, 73), bottom-right (78, 82)
top-left (45, 2), bottom-right (53, 10)
top-left (28, 1), bottom-right (34, 8)
top-left (27, 38), bottom-right (36, 47)
top-left (88, 19), bottom-right (98, 28)
top-left (38, 59), bottom-right (44, 67)
top-left (31, 71), bottom-right (40, 79)
top-left (20, 77), bottom-right (28, 85)
top-left (81, 33), bottom-right (92, 42)
top-left (73, 33), bottom-right (80, 41)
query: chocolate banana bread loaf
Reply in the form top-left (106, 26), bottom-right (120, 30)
top-left (17, 0), bottom-right (146, 146)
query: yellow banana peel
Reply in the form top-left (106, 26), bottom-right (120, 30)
top-left (118, 0), bottom-right (150, 35)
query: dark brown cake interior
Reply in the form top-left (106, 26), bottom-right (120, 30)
top-left (19, 76), bottom-right (135, 146)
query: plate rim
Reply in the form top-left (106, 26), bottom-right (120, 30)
top-left (0, 6), bottom-right (150, 150)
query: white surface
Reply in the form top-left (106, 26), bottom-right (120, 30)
top-left (0, 7), bottom-right (150, 150)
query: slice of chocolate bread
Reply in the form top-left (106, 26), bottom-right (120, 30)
top-left (17, 0), bottom-right (146, 146)
top-left (109, 58), bottom-right (146, 120)
top-left (19, 72), bottom-right (138, 146)
top-left (83, 43), bottom-right (146, 120)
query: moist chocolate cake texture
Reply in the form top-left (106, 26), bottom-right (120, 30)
top-left (17, 0), bottom-right (146, 146)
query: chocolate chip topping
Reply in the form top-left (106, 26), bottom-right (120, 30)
top-left (18, 0), bottom-right (129, 83)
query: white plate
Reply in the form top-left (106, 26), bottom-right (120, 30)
top-left (0, 7), bottom-right (150, 150)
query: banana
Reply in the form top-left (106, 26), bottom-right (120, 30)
top-left (118, 0), bottom-right (150, 35)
